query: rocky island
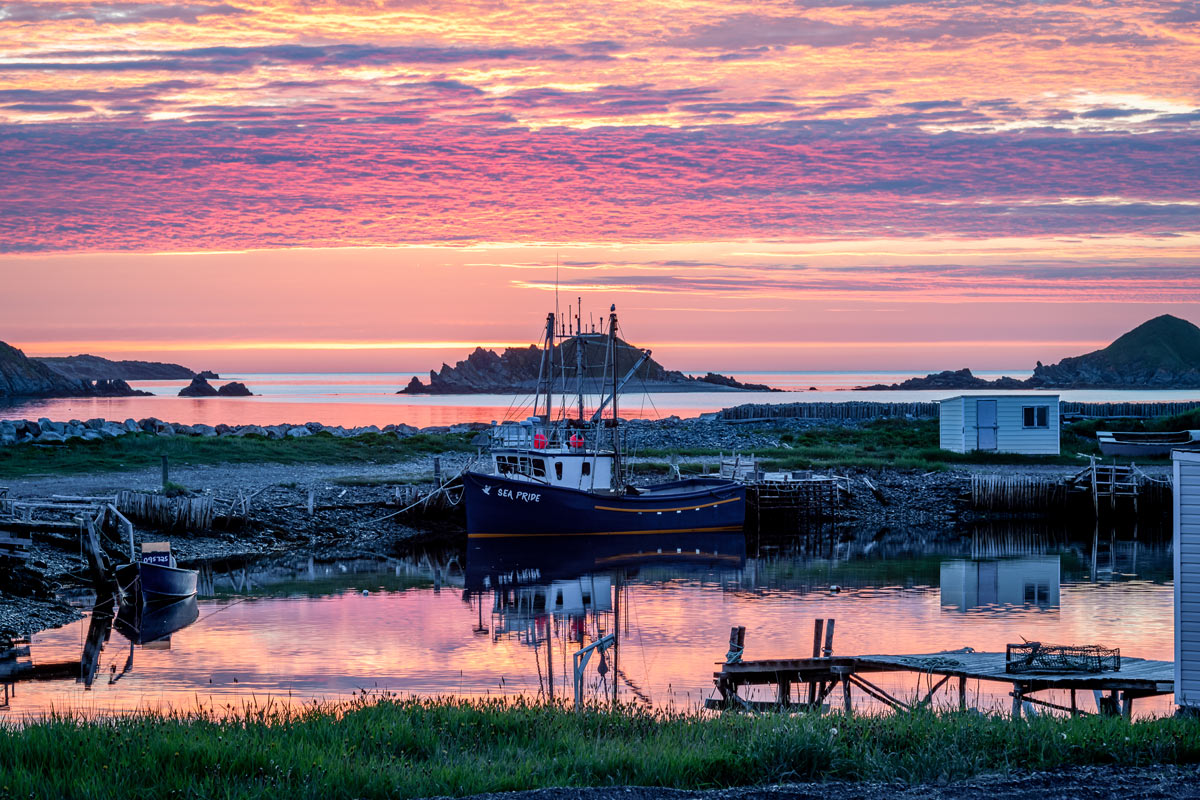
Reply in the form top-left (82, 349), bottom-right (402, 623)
top-left (857, 315), bottom-right (1200, 391)
top-left (401, 336), bottom-right (779, 395)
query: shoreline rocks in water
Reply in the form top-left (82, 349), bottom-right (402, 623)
top-left (179, 377), bottom-right (254, 397)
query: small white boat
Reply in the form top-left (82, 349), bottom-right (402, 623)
top-left (1096, 429), bottom-right (1200, 457)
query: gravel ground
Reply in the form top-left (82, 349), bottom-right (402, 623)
top-left (437, 765), bottom-right (1200, 800)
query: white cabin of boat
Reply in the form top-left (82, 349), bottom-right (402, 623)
top-left (487, 417), bottom-right (615, 491)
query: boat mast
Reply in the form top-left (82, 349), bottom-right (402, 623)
top-left (543, 312), bottom-right (555, 424)
top-left (609, 305), bottom-right (621, 485)
top-left (576, 297), bottom-right (584, 423)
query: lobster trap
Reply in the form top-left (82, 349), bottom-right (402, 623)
top-left (1005, 642), bottom-right (1120, 674)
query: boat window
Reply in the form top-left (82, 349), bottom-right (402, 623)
top-left (582, 462), bottom-right (591, 476)
top-left (531, 459), bottom-right (546, 478)
top-left (555, 462), bottom-right (564, 480)
top-left (1022, 406), bottom-right (1049, 428)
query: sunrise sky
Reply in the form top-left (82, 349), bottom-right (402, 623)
top-left (2, 0), bottom-right (1198, 373)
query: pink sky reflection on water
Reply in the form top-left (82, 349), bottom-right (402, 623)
top-left (4, 550), bottom-right (1175, 720)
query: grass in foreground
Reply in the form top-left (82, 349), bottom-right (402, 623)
top-left (2, 698), bottom-right (1199, 799)
top-left (0, 431), bottom-right (475, 479)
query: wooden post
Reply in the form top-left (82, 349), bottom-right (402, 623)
top-left (434, 456), bottom-right (443, 485)
top-left (778, 678), bottom-right (791, 708)
top-left (1070, 689), bottom-right (1077, 716)
top-left (958, 676), bottom-right (967, 711)
top-left (808, 619), bottom-right (824, 706)
top-left (306, 489), bottom-right (315, 516)
top-left (1011, 685), bottom-right (1022, 719)
top-left (822, 619), bottom-right (835, 656)
top-left (161, 455), bottom-right (169, 489)
top-left (841, 671), bottom-right (852, 715)
top-left (1121, 691), bottom-right (1134, 719)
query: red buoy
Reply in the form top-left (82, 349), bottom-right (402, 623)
top-left (534, 432), bottom-right (548, 448)
top-left (569, 433), bottom-right (584, 449)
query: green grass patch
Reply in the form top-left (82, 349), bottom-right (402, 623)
top-left (2, 698), bottom-right (1199, 799)
top-left (0, 432), bottom-right (475, 479)
top-left (643, 419), bottom-right (1095, 471)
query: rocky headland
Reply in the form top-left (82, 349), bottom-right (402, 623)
top-left (33, 354), bottom-right (212, 381)
top-left (0, 341), bottom-right (150, 399)
top-left (401, 337), bottom-right (780, 395)
top-left (857, 314), bottom-right (1200, 391)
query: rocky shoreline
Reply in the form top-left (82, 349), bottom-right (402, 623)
top-left (0, 415), bottom-right (493, 446)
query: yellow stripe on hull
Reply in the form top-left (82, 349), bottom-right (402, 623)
top-left (592, 497), bottom-right (742, 513)
top-left (467, 525), bottom-right (744, 539)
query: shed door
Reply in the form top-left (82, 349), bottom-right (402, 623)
top-left (977, 400), bottom-right (998, 451)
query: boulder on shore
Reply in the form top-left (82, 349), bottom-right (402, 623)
top-left (178, 377), bottom-right (219, 397)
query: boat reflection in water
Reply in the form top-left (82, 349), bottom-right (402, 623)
top-left (115, 596), bottom-right (200, 647)
top-left (0, 594), bottom-right (201, 702)
top-left (465, 531), bottom-right (745, 703)
top-left (940, 557), bottom-right (1061, 613)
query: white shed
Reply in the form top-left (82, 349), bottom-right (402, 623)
top-left (1174, 449), bottom-right (1200, 710)
top-left (938, 394), bottom-right (1060, 455)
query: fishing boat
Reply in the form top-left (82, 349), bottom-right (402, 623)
top-left (116, 541), bottom-right (199, 602)
top-left (1096, 429), bottom-right (1200, 457)
top-left (463, 305), bottom-right (745, 538)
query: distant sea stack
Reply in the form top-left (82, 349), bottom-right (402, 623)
top-left (0, 341), bottom-right (150, 399)
top-left (400, 338), bottom-right (779, 395)
top-left (33, 354), bottom-right (212, 381)
top-left (178, 377), bottom-right (253, 397)
top-left (856, 315), bottom-right (1200, 391)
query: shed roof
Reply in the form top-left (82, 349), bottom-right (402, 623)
top-left (938, 393), bottom-right (1061, 403)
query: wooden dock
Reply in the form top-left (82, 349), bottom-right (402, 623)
top-left (708, 625), bottom-right (1173, 718)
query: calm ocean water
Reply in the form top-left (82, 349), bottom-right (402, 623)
top-left (4, 525), bottom-right (1174, 718)
top-left (4, 371), bottom-right (1200, 428)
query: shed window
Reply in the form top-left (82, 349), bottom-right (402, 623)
top-left (1023, 406), bottom-right (1049, 429)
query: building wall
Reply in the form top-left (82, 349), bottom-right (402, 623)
top-left (1177, 454), bottom-right (1200, 708)
top-left (993, 396), bottom-right (1060, 455)
top-left (939, 395), bottom-right (1060, 455)
top-left (939, 397), bottom-right (966, 452)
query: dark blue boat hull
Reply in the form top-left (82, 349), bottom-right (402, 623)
top-left (463, 472), bottom-right (745, 538)
top-left (138, 562), bottom-right (198, 600)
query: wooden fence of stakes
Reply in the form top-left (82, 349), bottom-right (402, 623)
top-left (115, 490), bottom-right (216, 531)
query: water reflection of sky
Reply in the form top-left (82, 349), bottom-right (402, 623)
top-left (4, 371), bottom-right (1200, 428)
top-left (3, 531), bottom-right (1175, 718)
